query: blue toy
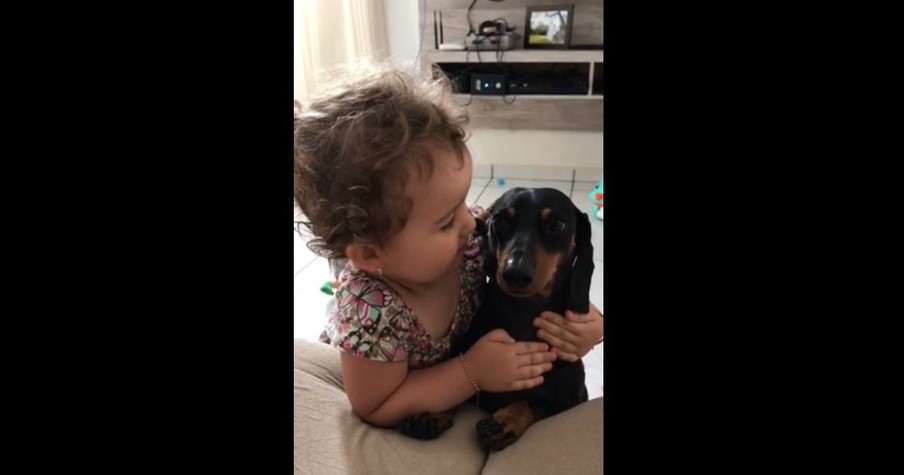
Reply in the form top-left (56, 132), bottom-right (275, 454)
top-left (588, 179), bottom-right (603, 220)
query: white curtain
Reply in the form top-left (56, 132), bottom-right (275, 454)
top-left (294, 0), bottom-right (390, 103)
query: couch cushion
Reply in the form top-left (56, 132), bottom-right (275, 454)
top-left (481, 397), bottom-right (603, 475)
top-left (294, 338), bottom-right (489, 475)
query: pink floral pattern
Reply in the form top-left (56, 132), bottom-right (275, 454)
top-left (320, 206), bottom-right (487, 369)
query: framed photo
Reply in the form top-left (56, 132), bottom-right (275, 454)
top-left (524, 5), bottom-right (574, 49)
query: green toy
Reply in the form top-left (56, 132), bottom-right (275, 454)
top-left (320, 281), bottom-right (335, 295)
top-left (588, 179), bottom-right (603, 220)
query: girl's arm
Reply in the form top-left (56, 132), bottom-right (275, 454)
top-left (342, 329), bottom-right (556, 427)
top-left (341, 353), bottom-right (473, 427)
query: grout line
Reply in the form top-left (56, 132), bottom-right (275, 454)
top-left (294, 230), bottom-right (320, 277)
top-left (473, 176), bottom-right (491, 204)
top-left (481, 165), bottom-right (604, 183)
top-left (296, 255), bottom-right (326, 277)
top-left (480, 165), bottom-right (601, 183)
top-left (502, 178), bottom-right (576, 183)
top-left (569, 169), bottom-right (576, 199)
top-left (295, 256), bottom-right (318, 276)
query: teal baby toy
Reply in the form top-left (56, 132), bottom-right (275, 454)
top-left (588, 179), bottom-right (603, 220)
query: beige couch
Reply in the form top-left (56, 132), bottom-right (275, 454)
top-left (294, 338), bottom-right (603, 475)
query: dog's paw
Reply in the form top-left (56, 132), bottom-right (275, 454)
top-left (399, 412), bottom-right (453, 440)
top-left (476, 416), bottom-right (518, 451)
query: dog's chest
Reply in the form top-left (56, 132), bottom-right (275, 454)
top-left (486, 291), bottom-right (567, 342)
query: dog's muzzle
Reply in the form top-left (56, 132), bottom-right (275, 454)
top-left (502, 249), bottom-right (534, 290)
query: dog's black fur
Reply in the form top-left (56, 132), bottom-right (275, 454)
top-left (399, 188), bottom-right (595, 448)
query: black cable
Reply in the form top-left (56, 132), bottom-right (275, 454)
top-left (466, 0), bottom-right (478, 36)
top-left (471, 46), bottom-right (483, 63)
top-left (494, 24), bottom-right (503, 63)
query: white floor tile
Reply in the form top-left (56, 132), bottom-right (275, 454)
top-left (294, 202), bottom-right (304, 221)
top-left (473, 163), bottom-right (493, 178)
top-left (294, 257), bottom-right (335, 341)
top-left (589, 261), bottom-right (603, 312)
top-left (584, 343), bottom-right (604, 399)
top-left (493, 165), bottom-right (574, 182)
top-left (294, 229), bottom-right (317, 275)
top-left (585, 251), bottom-right (603, 399)
top-left (574, 167), bottom-right (603, 183)
top-left (467, 177), bottom-right (490, 206)
top-left (572, 180), bottom-right (599, 203)
top-left (590, 217), bottom-right (603, 264)
top-left (476, 179), bottom-right (575, 208)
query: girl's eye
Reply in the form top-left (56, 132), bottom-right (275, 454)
top-left (441, 218), bottom-right (455, 231)
top-left (547, 219), bottom-right (567, 233)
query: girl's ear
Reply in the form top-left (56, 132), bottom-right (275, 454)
top-left (345, 243), bottom-right (385, 275)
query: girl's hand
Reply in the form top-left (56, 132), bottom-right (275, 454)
top-left (463, 329), bottom-right (557, 392)
top-left (534, 303), bottom-right (603, 362)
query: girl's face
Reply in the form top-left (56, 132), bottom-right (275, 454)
top-left (379, 146), bottom-right (476, 286)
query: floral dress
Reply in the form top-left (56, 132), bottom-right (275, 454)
top-left (320, 208), bottom-right (486, 369)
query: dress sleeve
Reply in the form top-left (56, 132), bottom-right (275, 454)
top-left (328, 275), bottom-right (413, 363)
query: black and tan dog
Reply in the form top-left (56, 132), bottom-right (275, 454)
top-left (399, 187), bottom-right (595, 450)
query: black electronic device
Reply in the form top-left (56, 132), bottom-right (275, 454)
top-left (506, 78), bottom-right (588, 95)
top-left (471, 73), bottom-right (508, 95)
top-left (466, 19), bottom-right (516, 51)
top-left (506, 69), bottom-right (589, 95)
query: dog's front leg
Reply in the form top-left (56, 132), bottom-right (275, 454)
top-left (398, 410), bottom-right (455, 440)
top-left (476, 400), bottom-right (537, 451)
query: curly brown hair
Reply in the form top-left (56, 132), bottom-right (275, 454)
top-left (294, 63), bottom-right (470, 260)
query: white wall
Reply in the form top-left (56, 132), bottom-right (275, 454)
top-left (383, 0), bottom-right (420, 66)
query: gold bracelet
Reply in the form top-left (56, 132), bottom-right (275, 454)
top-left (458, 353), bottom-right (481, 404)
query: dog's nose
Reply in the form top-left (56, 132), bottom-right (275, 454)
top-left (502, 251), bottom-right (533, 289)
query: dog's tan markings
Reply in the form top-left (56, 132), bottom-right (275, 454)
top-left (541, 208), bottom-right (552, 220)
top-left (476, 400), bottom-right (537, 450)
top-left (497, 242), bottom-right (564, 298)
top-left (506, 207), bottom-right (515, 218)
top-left (491, 400), bottom-right (535, 438)
top-left (399, 410), bottom-right (454, 440)
top-left (534, 242), bottom-right (563, 298)
top-left (537, 239), bottom-right (581, 298)
top-left (421, 411), bottom-right (453, 432)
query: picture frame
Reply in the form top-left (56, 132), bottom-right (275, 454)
top-left (524, 4), bottom-right (574, 49)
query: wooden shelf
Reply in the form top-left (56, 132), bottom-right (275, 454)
top-left (420, 0), bottom-right (603, 132)
top-left (458, 95), bottom-right (603, 132)
top-left (425, 49), bottom-right (603, 64)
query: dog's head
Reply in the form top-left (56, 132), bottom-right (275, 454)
top-left (477, 188), bottom-right (593, 311)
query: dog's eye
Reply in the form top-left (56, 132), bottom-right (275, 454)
top-left (546, 219), bottom-right (567, 233)
top-left (492, 216), bottom-right (509, 232)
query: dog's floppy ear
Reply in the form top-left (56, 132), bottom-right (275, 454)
top-left (567, 207), bottom-right (595, 314)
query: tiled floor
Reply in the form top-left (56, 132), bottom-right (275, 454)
top-left (295, 166), bottom-right (603, 399)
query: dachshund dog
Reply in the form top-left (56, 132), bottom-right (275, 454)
top-left (399, 188), bottom-right (595, 450)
